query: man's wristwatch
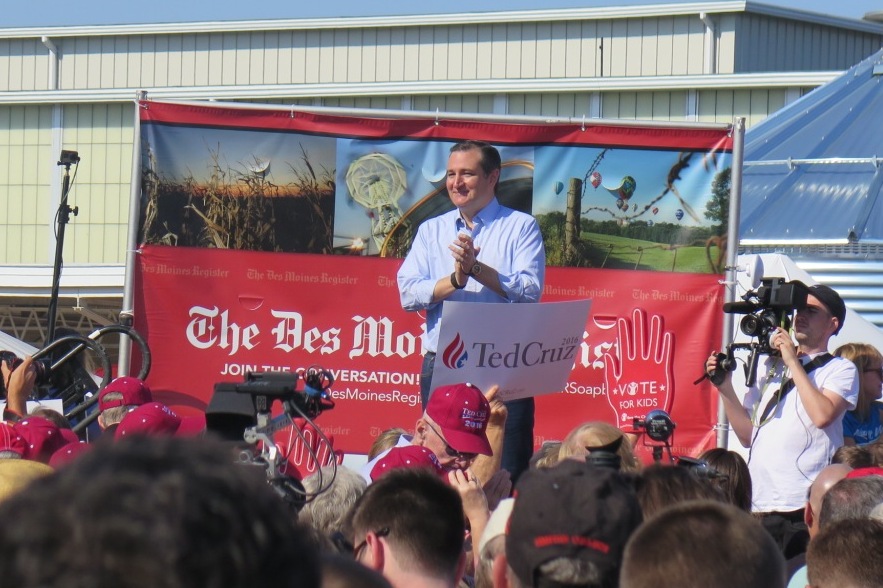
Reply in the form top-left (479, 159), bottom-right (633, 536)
top-left (469, 262), bottom-right (483, 276)
top-left (450, 272), bottom-right (466, 289)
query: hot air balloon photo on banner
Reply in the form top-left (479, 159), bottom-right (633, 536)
top-left (531, 144), bottom-right (731, 273)
top-left (605, 175), bottom-right (636, 203)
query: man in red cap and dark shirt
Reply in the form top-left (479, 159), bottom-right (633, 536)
top-left (361, 382), bottom-right (492, 482)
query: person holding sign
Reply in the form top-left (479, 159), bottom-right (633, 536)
top-left (704, 284), bottom-right (858, 558)
top-left (397, 140), bottom-right (545, 481)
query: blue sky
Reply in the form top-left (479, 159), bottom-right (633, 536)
top-left (2, 0), bottom-right (881, 27)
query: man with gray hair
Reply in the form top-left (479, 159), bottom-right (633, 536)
top-left (96, 376), bottom-right (152, 435)
top-left (818, 472), bottom-right (883, 528)
top-left (299, 464), bottom-right (366, 551)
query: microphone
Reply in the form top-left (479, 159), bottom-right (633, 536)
top-left (722, 301), bottom-right (756, 314)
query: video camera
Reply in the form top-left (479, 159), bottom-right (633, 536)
top-left (206, 367), bottom-right (337, 509)
top-left (633, 409), bottom-right (677, 463)
top-left (708, 277), bottom-right (809, 387)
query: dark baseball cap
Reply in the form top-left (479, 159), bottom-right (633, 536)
top-left (808, 284), bottom-right (846, 334)
top-left (506, 460), bottom-right (643, 585)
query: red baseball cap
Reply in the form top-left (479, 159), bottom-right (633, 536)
top-left (48, 441), bottom-right (92, 468)
top-left (846, 466), bottom-right (883, 479)
top-left (98, 377), bottom-right (153, 412)
top-left (370, 445), bottom-right (445, 482)
top-left (115, 402), bottom-right (205, 439)
top-left (14, 416), bottom-right (68, 464)
top-left (425, 382), bottom-right (492, 456)
top-left (0, 422), bottom-right (26, 457)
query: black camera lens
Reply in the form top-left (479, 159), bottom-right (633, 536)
top-left (0, 351), bottom-right (52, 386)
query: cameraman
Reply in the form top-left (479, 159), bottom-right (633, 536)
top-left (705, 285), bottom-right (858, 557)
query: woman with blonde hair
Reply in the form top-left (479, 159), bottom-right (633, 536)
top-left (557, 421), bottom-right (641, 472)
top-left (834, 342), bottom-right (883, 445)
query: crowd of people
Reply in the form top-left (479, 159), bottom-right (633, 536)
top-left (1, 141), bottom-right (882, 587)
top-left (0, 360), bottom-right (881, 587)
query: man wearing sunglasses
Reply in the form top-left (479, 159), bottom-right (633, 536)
top-left (361, 382), bottom-right (492, 482)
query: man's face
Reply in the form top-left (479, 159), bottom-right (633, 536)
top-left (415, 418), bottom-right (478, 471)
top-left (446, 148), bottom-right (499, 219)
top-left (793, 294), bottom-right (838, 349)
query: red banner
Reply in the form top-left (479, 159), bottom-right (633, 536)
top-left (135, 100), bottom-right (731, 464)
top-left (135, 246), bottom-right (721, 462)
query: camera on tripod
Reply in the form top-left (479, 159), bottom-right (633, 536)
top-left (206, 367), bottom-right (337, 509)
top-left (708, 277), bottom-right (809, 387)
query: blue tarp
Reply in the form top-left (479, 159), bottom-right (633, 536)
top-left (740, 48), bottom-right (883, 245)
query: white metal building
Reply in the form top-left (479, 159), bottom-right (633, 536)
top-left (0, 1), bottom-right (881, 347)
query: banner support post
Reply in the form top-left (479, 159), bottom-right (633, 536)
top-left (716, 117), bottom-right (746, 449)
top-left (118, 92), bottom-right (147, 376)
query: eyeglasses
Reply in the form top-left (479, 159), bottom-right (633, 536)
top-left (353, 527), bottom-right (390, 560)
top-left (864, 367), bottom-right (883, 378)
top-left (425, 421), bottom-right (478, 461)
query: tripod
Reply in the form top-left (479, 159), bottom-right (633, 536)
top-left (46, 150), bottom-right (80, 343)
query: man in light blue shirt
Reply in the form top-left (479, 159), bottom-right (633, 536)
top-left (397, 140), bottom-right (545, 481)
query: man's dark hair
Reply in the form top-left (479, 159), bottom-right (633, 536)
top-left (818, 476), bottom-right (883, 530)
top-left (0, 436), bottom-right (320, 588)
top-left (349, 468), bottom-right (464, 583)
top-left (621, 500), bottom-right (786, 588)
top-left (807, 518), bottom-right (883, 588)
top-left (635, 463), bottom-right (727, 519)
top-left (450, 140), bottom-right (502, 175)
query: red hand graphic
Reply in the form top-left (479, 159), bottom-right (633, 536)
top-left (603, 308), bottom-right (674, 429)
top-left (276, 418), bottom-right (341, 479)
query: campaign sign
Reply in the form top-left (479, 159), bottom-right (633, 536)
top-left (430, 299), bottom-right (592, 401)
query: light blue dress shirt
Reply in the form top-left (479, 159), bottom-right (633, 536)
top-left (397, 197), bottom-right (545, 353)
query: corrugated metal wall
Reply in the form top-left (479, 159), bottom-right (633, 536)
top-left (0, 104), bottom-right (53, 262)
top-left (798, 258), bottom-right (883, 329)
top-left (0, 103), bottom-right (133, 265)
top-left (735, 14), bottom-right (883, 73)
top-left (0, 7), bottom-right (880, 269)
top-left (0, 13), bottom-right (876, 93)
top-left (738, 246), bottom-right (883, 329)
top-left (61, 103), bottom-right (134, 264)
top-left (17, 17), bottom-right (710, 91)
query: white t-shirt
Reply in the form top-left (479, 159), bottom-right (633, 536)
top-left (743, 353), bottom-right (858, 513)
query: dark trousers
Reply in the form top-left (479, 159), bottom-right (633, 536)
top-left (420, 352), bottom-right (534, 483)
top-left (758, 509), bottom-right (809, 560)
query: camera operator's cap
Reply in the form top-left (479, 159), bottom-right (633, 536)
top-left (115, 402), bottom-right (205, 440)
top-left (370, 445), bottom-right (445, 482)
top-left (98, 376), bottom-right (153, 412)
top-left (0, 422), bottom-right (26, 457)
top-left (808, 284), bottom-right (846, 334)
top-left (425, 382), bottom-right (492, 456)
top-left (13, 416), bottom-right (68, 464)
top-left (506, 460), bottom-right (642, 586)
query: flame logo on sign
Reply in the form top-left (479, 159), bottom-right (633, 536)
top-left (442, 334), bottom-right (468, 369)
